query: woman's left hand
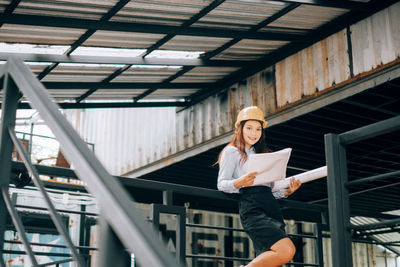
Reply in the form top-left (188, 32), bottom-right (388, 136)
top-left (284, 177), bottom-right (302, 196)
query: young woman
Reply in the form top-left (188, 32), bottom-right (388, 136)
top-left (217, 106), bottom-right (301, 267)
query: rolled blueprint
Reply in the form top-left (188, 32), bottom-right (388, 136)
top-left (272, 166), bottom-right (327, 192)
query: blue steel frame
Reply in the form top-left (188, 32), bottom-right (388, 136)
top-left (325, 115), bottom-right (400, 267)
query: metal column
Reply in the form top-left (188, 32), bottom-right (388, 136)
top-left (325, 133), bottom-right (352, 267)
top-left (98, 219), bottom-right (131, 267)
top-left (0, 72), bottom-right (19, 266)
top-left (150, 203), bottom-right (186, 264)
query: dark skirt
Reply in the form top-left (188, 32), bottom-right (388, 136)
top-left (239, 186), bottom-right (287, 256)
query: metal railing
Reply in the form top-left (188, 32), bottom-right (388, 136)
top-left (325, 114), bottom-right (400, 267)
top-left (0, 57), bottom-right (183, 266)
top-left (4, 169), bottom-right (327, 267)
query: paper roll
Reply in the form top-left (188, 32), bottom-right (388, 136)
top-left (272, 166), bottom-right (327, 192)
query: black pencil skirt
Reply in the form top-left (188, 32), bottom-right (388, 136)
top-left (239, 186), bottom-right (287, 256)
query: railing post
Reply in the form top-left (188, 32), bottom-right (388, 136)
top-left (150, 203), bottom-right (186, 264)
top-left (0, 70), bottom-right (19, 266)
top-left (324, 133), bottom-right (352, 267)
top-left (313, 223), bottom-right (324, 267)
top-left (224, 216), bottom-right (233, 267)
top-left (98, 218), bottom-right (131, 267)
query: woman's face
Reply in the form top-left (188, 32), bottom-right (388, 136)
top-left (242, 120), bottom-right (262, 148)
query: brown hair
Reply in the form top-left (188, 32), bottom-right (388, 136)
top-left (217, 120), bottom-right (269, 166)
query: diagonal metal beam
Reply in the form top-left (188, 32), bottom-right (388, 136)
top-left (134, 1), bottom-right (297, 102)
top-left (202, 3), bottom-right (301, 60)
top-left (0, 0), bottom-right (21, 28)
top-left (80, 0), bottom-right (226, 103)
top-left (133, 68), bottom-right (193, 102)
top-left (0, 13), bottom-right (303, 41)
top-left (139, 3), bottom-right (301, 103)
top-left (141, 0), bottom-right (226, 57)
top-left (268, 0), bottom-right (369, 9)
top-left (75, 64), bottom-right (131, 103)
top-left (37, 0), bottom-right (131, 80)
top-left (188, 0), bottom-right (398, 107)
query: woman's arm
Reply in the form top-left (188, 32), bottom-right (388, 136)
top-left (284, 177), bottom-right (302, 196)
top-left (233, 172), bottom-right (258, 188)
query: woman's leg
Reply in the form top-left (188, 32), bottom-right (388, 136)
top-left (245, 237), bottom-right (296, 267)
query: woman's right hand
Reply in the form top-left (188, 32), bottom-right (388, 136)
top-left (234, 172), bottom-right (258, 188)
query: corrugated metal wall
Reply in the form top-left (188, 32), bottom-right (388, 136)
top-left (351, 3), bottom-right (400, 76)
top-left (275, 29), bottom-right (350, 107)
top-left (65, 107), bottom-right (178, 175)
top-left (65, 2), bottom-right (400, 177)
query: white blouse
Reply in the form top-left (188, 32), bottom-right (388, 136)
top-left (217, 146), bottom-right (287, 199)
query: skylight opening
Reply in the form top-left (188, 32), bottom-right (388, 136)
top-left (25, 62), bottom-right (53, 66)
top-left (59, 63), bottom-right (126, 68)
top-left (129, 65), bottom-right (182, 69)
top-left (145, 50), bottom-right (204, 59)
top-left (71, 47), bottom-right (146, 57)
top-left (0, 43), bottom-right (70, 54)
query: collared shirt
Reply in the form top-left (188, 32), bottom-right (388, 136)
top-left (217, 145), bottom-right (287, 199)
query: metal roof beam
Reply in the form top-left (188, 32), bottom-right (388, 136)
top-left (268, 0), bottom-right (368, 9)
top-left (141, 0), bottom-right (226, 57)
top-left (0, 52), bottom-right (247, 67)
top-left (42, 82), bottom-right (218, 90)
top-left (9, 101), bottom-right (189, 109)
top-left (0, 0), bottom-right (21, 27)
top-left (36, 0), bottom-right (131, 80)
top-left (146, 3), bottom-right (301, 105)
top-left (0, 14), bottom-right (304, 41)
top-left (125, 0), bottom-right (226, 102)
top-left (202, 3), bottom-right (301, 60)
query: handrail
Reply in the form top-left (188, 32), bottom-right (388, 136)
top-left (0, 57), bottom-right (183, 266)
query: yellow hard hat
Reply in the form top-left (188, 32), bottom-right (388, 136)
top-left (235, 106), bottom-right (268, 129)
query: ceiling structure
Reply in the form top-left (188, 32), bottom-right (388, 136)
top-left (0, 0), bottom-right (398, 109)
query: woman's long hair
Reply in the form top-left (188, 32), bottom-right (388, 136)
top-left (217, 120), bottom-right (269, 166)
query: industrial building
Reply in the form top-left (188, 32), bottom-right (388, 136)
top-left (0, 0), bottom-right (399, 266)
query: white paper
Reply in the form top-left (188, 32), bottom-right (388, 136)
top-left (272, 166), bottom-right (327, 192)
top-left (248, 148), bottom-right (292, 185)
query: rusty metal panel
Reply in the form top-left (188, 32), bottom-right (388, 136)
top-left (275, 29), bottom-right (350, 108)
top-left (351, 2), bottom-right (400, 75)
